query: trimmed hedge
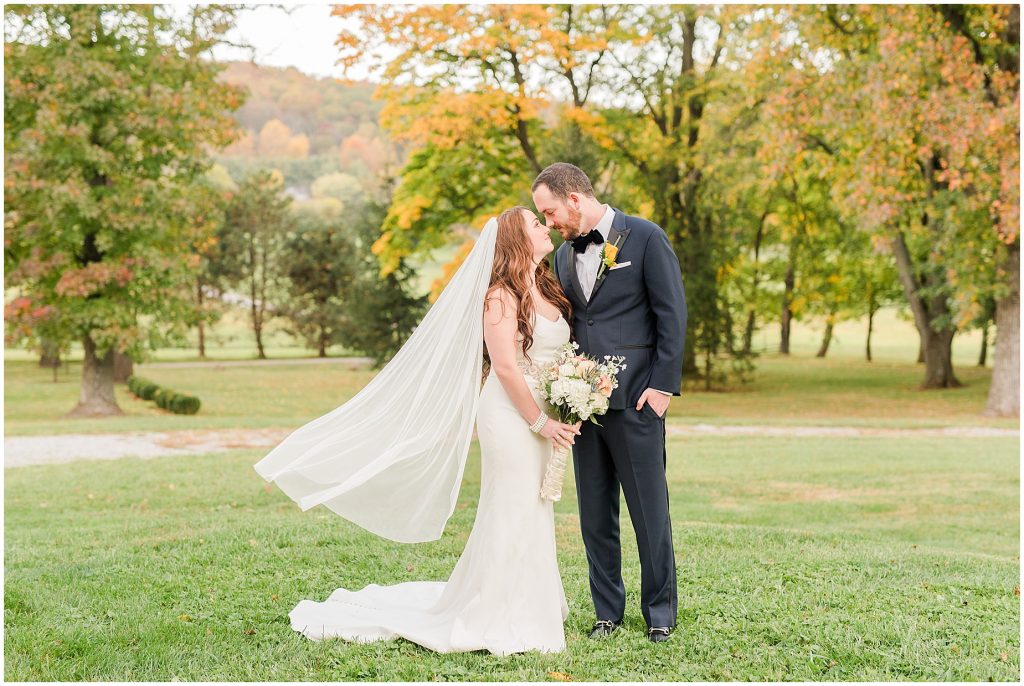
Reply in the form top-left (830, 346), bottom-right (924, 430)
top-left (126, 375), bottom-right (201, 415)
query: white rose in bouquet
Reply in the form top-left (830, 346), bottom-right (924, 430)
top-left (533, 342), bottom-right (627, 501)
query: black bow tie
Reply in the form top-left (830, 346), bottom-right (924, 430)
top-left (571, 229), bottom-right (604, 252)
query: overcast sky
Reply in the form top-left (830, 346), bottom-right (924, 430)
top-left (192, 2), bottom-right (371, 81)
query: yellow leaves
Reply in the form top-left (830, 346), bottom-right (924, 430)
top-left (790, 295), bottom-right (808, 315)
top-left (390, 194), bottom-right (431, 231)
top-left (548, 672), bottom-right (574, 682)
top-left (370, 232), bottom-right (390, 257)
top-left (371, 234), bottom-right (402, 278)
top-left (381, 87), bottom-right (524, 149)
top-left (429, 239), bottom-right (474, 303)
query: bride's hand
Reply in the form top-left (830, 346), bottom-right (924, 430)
top-left (540, 418), bottom-right (582, 450)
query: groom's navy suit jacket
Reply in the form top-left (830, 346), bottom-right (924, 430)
top-left (552, 208), bottom-right (687, 411)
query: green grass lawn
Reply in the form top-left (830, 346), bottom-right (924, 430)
top-left (4, 434), bottom-right (1018, 680)
top-left (6, 304), bottom-right (1014, 435)
top-left (3, 352), bottom-right (1013, 436)
top-left (2, 304), bottom-right (988, 365)
top-left (4, 300), bottom-right (1018, 679)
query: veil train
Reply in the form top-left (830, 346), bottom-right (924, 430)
top-left (253, 218), bottom-right (499, 544)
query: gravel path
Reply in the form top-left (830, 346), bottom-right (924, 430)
top-left (4, 424), bottom-right (1017, 468)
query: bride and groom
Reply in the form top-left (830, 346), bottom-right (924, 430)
top-left (254, 162), bottom-right (688, 656)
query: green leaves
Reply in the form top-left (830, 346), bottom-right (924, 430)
top-left (4, 5), bottom-right (246, 363)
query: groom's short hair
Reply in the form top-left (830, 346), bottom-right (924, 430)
top-left (532, 162), bottom-right (595, 200)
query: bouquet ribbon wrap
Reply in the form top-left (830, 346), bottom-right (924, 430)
top-left (540, 443), bottom-right (570, 502)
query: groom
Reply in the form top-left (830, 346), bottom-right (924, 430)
top-left (532, 163), bottom-right (687, 644)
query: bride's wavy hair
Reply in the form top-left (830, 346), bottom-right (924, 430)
top-left (482, 206), bottom-right (572, 380)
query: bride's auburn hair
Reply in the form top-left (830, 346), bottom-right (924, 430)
top-left (483, 206), bottom-right (572, 378)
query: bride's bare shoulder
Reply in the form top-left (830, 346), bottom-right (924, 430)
top-left (484, 286), bottom-right (519, 325)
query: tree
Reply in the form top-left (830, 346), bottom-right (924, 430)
top-left (331, 3), bottom-right (559, 272)
top-left (846, 239), bottom-right (904, 362)
top-left (190, 176), bottom-right (235, 359)
top-left (752, 5), bottom-right (1017, 393)
top-left (341, 197), bottom-right (427, 367)
top-left (218, 170), bottom-right (293, 359)
top-left (932, 4), bottom-right (1021, 416)
top-left (257, 118), bottom-right (309, 158)
top-left (309, 172), bottom-right (363, 210)
top-left (278, 205), bottom-right (353, 357)
top-left (335, 4), bottom-right (752, 387)
top-left (4, 5), bottom-right (245, 415)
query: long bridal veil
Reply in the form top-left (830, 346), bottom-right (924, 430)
top-left (253, 218), bottom-right (499, 543)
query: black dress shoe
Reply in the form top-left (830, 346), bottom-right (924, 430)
top-left (647, 626), bottom-right (672, 643)
top-left (588, 619), bottom-right (622, 639)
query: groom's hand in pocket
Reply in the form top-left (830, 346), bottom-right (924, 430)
top-left (636, 388), bottom-right (670, 418)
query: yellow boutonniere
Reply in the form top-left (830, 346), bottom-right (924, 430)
top-left (597, 236), bottom-right (623, 279)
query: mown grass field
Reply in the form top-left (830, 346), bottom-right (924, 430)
top-left (3, 353), bottom-right (1012, 437)
top-left (2, 302), bottom-right (989, 366)
top-left (3, 306), bottom-right (1014, 435)
top-left (4, 303), bottom-right (1019, 680)
top-left (4, 433), bottom-right (1018, 680)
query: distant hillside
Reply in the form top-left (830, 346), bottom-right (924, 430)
top-left (210, 61), bottom-right (400, 192)
top-left (216, 61), bottom-right (381, 152)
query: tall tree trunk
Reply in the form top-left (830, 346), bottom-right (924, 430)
top-left (743, 311), bottom-right (756, 354)
top-left (662, 192), bottom-right (700, 378)
top-left (866, 288), bottom-right (876, 362)
top-left (917, 341), bottom-right (925, 364)
top-left (249, 236), bottom-right (267, 360)
top-left (41, 337), bottom-right (63, 383)
top-left (891, 229), bottom-right (960, 388)
top-left (113, 351), bottom-right (133, 382)
top-left (197, 277), bottom-right (206, 359)
top-left (780, 252), bottom-right (795, 355)
top-left (743, 210), bottom-right (768, 355)
top-left (985, 242), bottom-right (1020, 416)
top-left (39, 337), bottom-right (61, 369)
top-left (66, 335), bottom-right (122, 417)
top-left (252, 301), bottom-right (265, 359)
top-left (816, 316), bottom-right (834, 358)
top-left (921, 327), bottom-right (959, 388)
top-left (978, 324), bottom-right (988, 367)
top-left (318, 324), bottom-right (328, 358)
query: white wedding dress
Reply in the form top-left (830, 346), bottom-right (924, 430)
top-left (288, 311), bottom-right (572, 656)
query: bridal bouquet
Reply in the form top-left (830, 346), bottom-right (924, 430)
top-left (533, 342), bottom-right (627, 502)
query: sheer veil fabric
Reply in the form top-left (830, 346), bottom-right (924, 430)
top-left (253, 218), bottom-right (499, 544)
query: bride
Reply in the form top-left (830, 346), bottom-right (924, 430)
top-left (254, 206), bottom-right (582, 656)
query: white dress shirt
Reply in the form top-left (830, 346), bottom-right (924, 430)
top-left (574, 205), bottom-right (671, 398)
top-left (574, 204), bottom-right (616, 300)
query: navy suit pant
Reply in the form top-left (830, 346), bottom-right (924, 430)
top-left (571, 404), bottom-right (678, 629)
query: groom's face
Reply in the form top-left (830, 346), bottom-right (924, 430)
top-left (532, 185), bottom-right (584, 240)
